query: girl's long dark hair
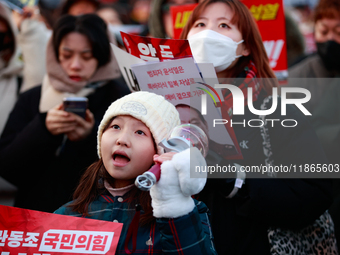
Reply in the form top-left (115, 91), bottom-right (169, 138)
top-left (69, 159), bottom-right (155, 225)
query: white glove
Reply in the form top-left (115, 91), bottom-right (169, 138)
top-left (150, 147), bottom-right (207, 218)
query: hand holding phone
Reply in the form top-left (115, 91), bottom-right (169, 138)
top-left (63, 97), bottom-right (88, 119)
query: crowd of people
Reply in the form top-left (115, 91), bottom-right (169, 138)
top-left (0, 0), bottom-right (339, 254)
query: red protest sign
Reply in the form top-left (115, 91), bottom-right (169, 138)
top-left (120, 31), bottom-right (192, 61)
top-left (242, 0), bottom-right (288, 80)
top-left (171, 4), bottom-right (198, 39)
top-left (0, 205), bottom-right (122, 255)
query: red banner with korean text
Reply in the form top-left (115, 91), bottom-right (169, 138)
top-left (170, 4), bottom-right (198, 39)
top-left (242, 0), bottom-right (288, 81)
top-left (0, 205), bottom-right (123, 255)
top-left (120, 31), bottom-right (192, 62)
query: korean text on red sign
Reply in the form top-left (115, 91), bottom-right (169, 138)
top-left (120, 31), bottom-right (192, 61)
top-left (242, 0), bottom-right (287, 80)
top-left (0, 205), bottom-right (122, 255)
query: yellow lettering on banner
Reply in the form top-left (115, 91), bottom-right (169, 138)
top-left (19, 0), bottom-right (36, 6)
top-left (249, 3), bottom-right (280, 21)
top-left (262, 3), bottom-right (280, 20)
top-left (249, 4), bottom-right (263, 21)
top-left (175, 11), bottom-right (193, 29)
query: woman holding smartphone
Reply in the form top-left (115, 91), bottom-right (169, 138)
top-left (0, 14), bottom-right (130, 212)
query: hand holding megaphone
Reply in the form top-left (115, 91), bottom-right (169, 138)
top-left (135, 124), bottom-right (209, 191)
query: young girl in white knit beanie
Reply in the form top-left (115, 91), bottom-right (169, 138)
top-left (54, 91), bottom-right (216, 255)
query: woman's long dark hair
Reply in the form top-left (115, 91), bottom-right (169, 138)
top-left (52, 14), bottom-right (111, 68)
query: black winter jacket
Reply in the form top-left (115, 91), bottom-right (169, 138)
top-left (0, 78), bottom-right (130, 212)
top-left (197, 91), bottom-right (333, 255)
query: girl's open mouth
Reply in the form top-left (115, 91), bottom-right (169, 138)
top-left (112, 151), bottom-right (130, 167)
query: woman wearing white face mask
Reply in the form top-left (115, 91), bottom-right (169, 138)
top-left (179, 1), bottom-right (334, 254)
top-left (181, 0), bottom-right (276, 84)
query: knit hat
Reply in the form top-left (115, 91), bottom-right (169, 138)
top-left (97, 91), bottom-right (181, 158)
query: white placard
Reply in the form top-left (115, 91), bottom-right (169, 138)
top-left (131, 57), bottom-right (202, 105)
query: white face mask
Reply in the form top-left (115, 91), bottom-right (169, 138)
top-left (188, 30), bottom-right (244, 72)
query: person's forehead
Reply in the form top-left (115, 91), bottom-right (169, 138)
top-left (317, 18), bottom-right (340, 27)
top-left (60, 32), bottom-right (92, 50)
top-left (197, 2), bottom-right (235, 24)
top-left (114, 115), bottom-right (147, 127)
top-left (69, 0), bottom-right (97, 14)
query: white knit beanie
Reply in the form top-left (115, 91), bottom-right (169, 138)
top-left (97, 91), bottom-right (181, 158)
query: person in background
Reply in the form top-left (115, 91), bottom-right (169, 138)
top-left (288, 0), bottom-right (340, 112)
top-left (11, 5), bottom-right (52, 93)
top-left (60, 0), bottom-right (120, 46)
top-left (96, 2), bottom-right (134, 49)
top-left (148, 0), bottom-right (199, 38)
top-left (38, 0), bottom-right (63, 30)
top-left (180, 0), bottom-right (333, 254)
top-left (0, 2), bottom-right (22, 136)
top-left (309, 74), bottom-right (340, 247)
top-left (285, 8), bottom-right (307, 67)
top-left (0, 14), bottom-right (130, 213)
top-left (129, 0), bottom-right (151, 25)
top-left (289, 0), bottom-right (340, 77)
top-left (97, 3), bottom-right (124, 26)
top-left (291, 0), bottom-right (340, 246)
top-left (60, 0), bottom-right (99, 16)
top-left (291, 0), bottom-right (340, 77)
top-left (54, 91), bottom-right (216, 255)
top-left (0, 2), bottom-right (22, 208)
top-left (289, 3), bottom-right (316, 55)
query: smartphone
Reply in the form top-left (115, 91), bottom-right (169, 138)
top-left (63, 97), bottom-right (88, 119)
